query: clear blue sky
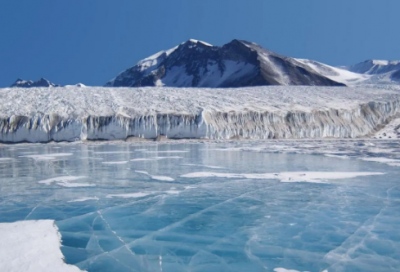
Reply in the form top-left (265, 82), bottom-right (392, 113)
top-left (1, 0), bottom-right (399, 87)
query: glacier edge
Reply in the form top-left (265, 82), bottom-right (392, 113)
top-left (1, 86), bottom-right (400, 143)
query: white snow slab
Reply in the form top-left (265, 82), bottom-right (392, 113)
top-left (0, 220), bottom-right (84, 272)
top-left (181, 171), bottom-right (384, 183)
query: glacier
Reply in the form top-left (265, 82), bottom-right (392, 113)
top-left (1, 85), bottom-right (400, 143)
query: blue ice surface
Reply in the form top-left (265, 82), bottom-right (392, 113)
top-left (0, 142), bottom-right (399, 272)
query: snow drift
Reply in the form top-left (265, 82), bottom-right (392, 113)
top-left (1, 86), bottom-right (400, 143)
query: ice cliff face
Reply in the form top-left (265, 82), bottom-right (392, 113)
top-left (1, 86), bottom-right (400, 143)
top-left (105, 39), bottom-right (345, 88)
top-left (10, 78), bottom-right (60, 88)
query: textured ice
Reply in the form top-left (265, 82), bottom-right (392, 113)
top-left (1, 142), bottom-right (400, 272)
top-left (1, 85), bottom-right (400, 143)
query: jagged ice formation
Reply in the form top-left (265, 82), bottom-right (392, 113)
top-left (1, 85), bottom-right (400, 143)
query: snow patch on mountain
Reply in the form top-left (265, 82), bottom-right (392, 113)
top-left (346, 60), bottom-right (400, 75)
top-left (296, 59), bottom-right (370, 85)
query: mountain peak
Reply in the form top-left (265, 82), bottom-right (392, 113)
top-left (10, 78), bottom-right (60, 88)
top-left (346, 59), bottom-right (400, 75)
top-left (105, 39), bottom-right (345, 88)
top-left (182, 39), bottom-right (213, 47)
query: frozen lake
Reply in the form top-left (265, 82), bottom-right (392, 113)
top-left (0, 141), bottom-right (399, 272)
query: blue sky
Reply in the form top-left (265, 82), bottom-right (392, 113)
top-left (0, 0), bottom-right (399, 87)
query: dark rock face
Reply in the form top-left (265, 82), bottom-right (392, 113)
top-left (391, 69), bottom-right (400, 82)
top-left (105, 39), bottom-right (345, 87)
top-left (10, 78), bottom-right (60, 88)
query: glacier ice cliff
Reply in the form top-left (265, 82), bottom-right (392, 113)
top-left (1, 85), bottom-right (400, 143)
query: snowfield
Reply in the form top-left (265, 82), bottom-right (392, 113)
top-left (1, 85), bottom-right (400, 143)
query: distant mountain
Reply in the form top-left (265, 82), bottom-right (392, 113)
top-left (10, 78), bottom-right (60, 88)
top-left (341, 60), bottom-right (400, 83)
top-left (345, 60), bottom-right (400, 75)
top-left (295, 59), bottom-right (370, 86)
top-left (105, 39), bottom-right (345, 88)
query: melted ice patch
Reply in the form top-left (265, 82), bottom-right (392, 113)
top-left (181, 172), bottom-right (384, 183)
top-left (106, 192), bottom-right (150, 199)
top-left (0, 220), bottom-right (84, 272)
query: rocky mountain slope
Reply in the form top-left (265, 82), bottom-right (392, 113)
top-left (10, 78), bottom-right (60, 88)
top-left (341, 60), bottom-right (400, 84)
top-left (105, 39), bottom-right (345, 88)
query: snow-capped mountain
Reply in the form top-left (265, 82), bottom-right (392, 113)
top-left (340, 60), bottom-right (400, 84)
top-left (295, 59), bottom-right (371, 86)
top-left (105, 39), bottom-right (345, 87)
top-left (346, 60), bottom-right (400, 75)
top-left (10, 78), bottom-right (60, 88)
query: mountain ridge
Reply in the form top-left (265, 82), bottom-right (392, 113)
top-left (10, 78), bottom-right (60, 88)
top-left (9, 40), bottom-right (400, 88)
top-left (105, 39), bottom-right (345, 88)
